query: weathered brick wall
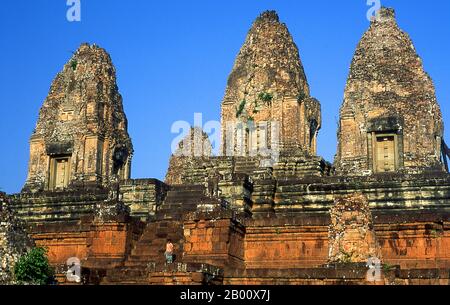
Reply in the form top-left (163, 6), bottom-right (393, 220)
top-left (183, 211), bottom-right (245, 269)
top-left (32, 222), bottom-right (90, 265)
top-left (29, 206), bottom-right (143, 269)
top-left (244, 219), bottom-right (449, 269)
top-left (375, 221), bottom-right (450, 269)
top-left (244, 217), bottom-right (330, 269)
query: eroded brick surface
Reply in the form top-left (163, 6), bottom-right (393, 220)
top-left (328, 193), bottom-right (382, 263)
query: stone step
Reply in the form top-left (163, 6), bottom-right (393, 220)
top-left (131, 240), bottom-right (182, 252)
top-left (122, 218), bottom-right (185, 266)
top-left (158, 203), bottom-right (198, 210)
top-left (130, 241), bottom-right (182, 255)
top-left (126, 256), bottom-right (167, 264)
top-left (103, 274), bottom-right (149, 284)
top-left (164, 194), bottom-right (205, 201)
top-left (170, 184), bottom-right (205, 190)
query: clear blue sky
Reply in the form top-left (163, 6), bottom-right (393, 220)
top-left (0, 1), bottom-right (449, 194)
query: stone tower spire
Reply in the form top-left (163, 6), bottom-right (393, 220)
top-left (221, 10), bottom-right (321, 157)
top-left (335, 7), bottom-right (444, 175)
top-left (23, 43), bottom-right (133, 192)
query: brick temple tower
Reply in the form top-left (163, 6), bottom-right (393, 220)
top-left (23, 43), bottom-right (133, 192)
top-left (335, 8), bottom-right (444, 175)
top-left (220, 11), bottom-right (321, 157)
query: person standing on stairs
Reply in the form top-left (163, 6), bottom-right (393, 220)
top-left (165, 239), bottom-right (174, 264)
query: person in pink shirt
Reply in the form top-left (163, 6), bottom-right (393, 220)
top-left (165, 239), bottom-right (174, 263)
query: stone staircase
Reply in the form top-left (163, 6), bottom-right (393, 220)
top-left (156, 184), bottom-right (206, 220)
top-left (101, 184), bottom-right (211, 284)
top-left (124, 220), bottom-right (184, 267)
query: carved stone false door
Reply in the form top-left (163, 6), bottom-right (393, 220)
top-left (376, 136), bottom-right (395, 172)
top-left (53, 158), bottom-right (70, 189)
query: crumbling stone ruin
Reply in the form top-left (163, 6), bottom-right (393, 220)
top-left (328, 193), bottom-right (382, 264)
top-left (0, 193), bottom-right (34, 284)
top-left (4, 7), bottom-right (450, 285)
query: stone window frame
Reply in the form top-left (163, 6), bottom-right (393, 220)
top-left (367, 117), bottom-right (404, 173)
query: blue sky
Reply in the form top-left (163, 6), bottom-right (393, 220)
top-left (0, 0), bottom-right (449, 194)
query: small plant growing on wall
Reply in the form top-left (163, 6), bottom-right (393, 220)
top-left (236, 99), bottom-right (247, 118)
top-left (14, 247), bottom-right (55, 285)
top-left (382, 263), bottom-right (395, 272)
top-left (258, 92), bottom-right (273, 105)
top-left (338, 250), bottom-right (354, 263)
top-left (297, 92), bottom-right (307, 102)
top-left (70, 59), bottom-right (78, 71)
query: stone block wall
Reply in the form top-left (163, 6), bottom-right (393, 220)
top-left (223, 266), bottom-right (450, 285)
top-left (120, 179), bottom-right (168, 220)
top-left (374, 214), bottom-right (450, 269)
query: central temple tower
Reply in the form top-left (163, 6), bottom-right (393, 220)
top-left (220, 11), bottom-right (321, 157)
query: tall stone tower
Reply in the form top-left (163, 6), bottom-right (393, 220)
top-left (335, 8), bottom-right (444, 175)
top-left (220, 11), bottom-right (321, 157)
top-left (23, 43), bottom-right (133, 192)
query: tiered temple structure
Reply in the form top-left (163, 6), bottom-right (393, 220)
top-left (2, 8), bottom-right (450, 285)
